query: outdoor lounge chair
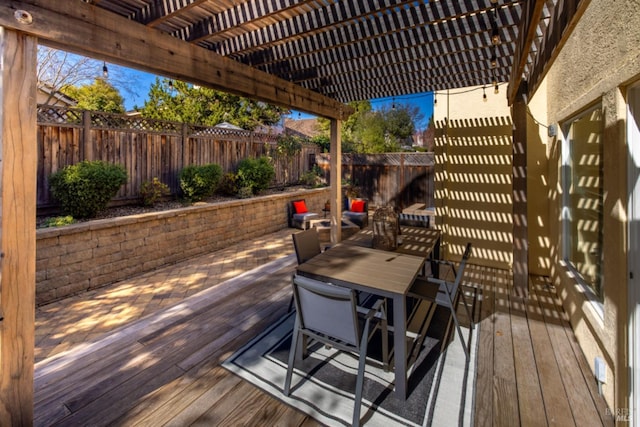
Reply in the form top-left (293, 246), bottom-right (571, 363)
top-left (408, 242), bottom-right (474, 359)
top-left (284, 274), bottom-right (388, 426)
top-left (287, 199), bottom-right (320, 230)
top-left (342, 197), bottom-right (369, 228)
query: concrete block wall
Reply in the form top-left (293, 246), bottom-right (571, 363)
top-left (36, 188), bottom-right (329, 306)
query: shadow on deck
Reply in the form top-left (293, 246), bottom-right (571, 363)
top-left (34, 234), bottom-right (613, 426)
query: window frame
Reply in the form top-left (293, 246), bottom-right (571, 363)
top-left (560, 103), bottom-right (605, 314)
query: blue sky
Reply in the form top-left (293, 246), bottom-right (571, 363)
top-left (117, 67), bottom-right (434, 129)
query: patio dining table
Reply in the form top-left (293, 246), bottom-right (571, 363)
top-left (295, 228), bottom-right (441, 399)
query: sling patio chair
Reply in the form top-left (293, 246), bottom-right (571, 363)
top-left (284, 274), bottom-right (388, 426)
top-left (408, 242), bottom-right (474, 359)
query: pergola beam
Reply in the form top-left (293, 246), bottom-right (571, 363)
top-left (0, 0), bottom-right (352, 120)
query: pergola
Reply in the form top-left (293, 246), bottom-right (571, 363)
top-left (0, 0), bottom-right (586, 423)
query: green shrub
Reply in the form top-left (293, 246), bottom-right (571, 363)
top-left (140, 177), bottom-right (171, 206)
top-left (217, 172), bottom-right (239, 196)
top-left (237, 186), bottom-right (254, 199)
top-left (179, 163), bottom-right (222, 202)
top-left (236, 156), bottom-right (275, 195)
top-left (299, 165), bottom-right (324, 188)
top-left (40, 215), bottom-right (76, 228)
top-left (49, 160), bottom-right (127, 218)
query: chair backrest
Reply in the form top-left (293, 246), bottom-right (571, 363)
top-left (292, 228), bottom-right (321, 264)
top-left (450, 242), bottom-right (473, 293)
top-left (292, 275), bottom-right (360, 346)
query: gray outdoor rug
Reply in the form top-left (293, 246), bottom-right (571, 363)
top-left (222, 299), bottom-right (478, 426)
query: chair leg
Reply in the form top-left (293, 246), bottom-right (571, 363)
top-left (284, 319), bottom-right (301, 395)
top-left (449, 306), bottom-right (470, 360)
top-left (353, 319), bottom-right (371, 427)
top-left (352, 350), bottom-right (367, 427)
top-left (459, 288), bottom-right (474, 330)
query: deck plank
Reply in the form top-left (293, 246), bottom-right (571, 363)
top-left (473, 264), bottom-right (495, 427)
top-left (492, 269), bottom-right (521, 427)
top-left (530, 276), bottom-right (614, 427)
top-left (526, 278), bottom-right (575, 427)
top-left (510, 290), bottom-right (546, 427)
top-left (33, 255), bottom-right (612, 427)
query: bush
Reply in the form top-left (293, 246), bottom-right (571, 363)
top-left (179, 163), bottom-right (223, 202)
top-left (236, 156), bottom-right (275, 195)
top-left (49, 160), bottom-right (127, 218)
top-left (40, 215), bottom-right (76, 228)
top-left (140, 177), bottom-right (171, 206)
top-left (299, 165), bottom-right (324, 188)
top-left (217, 172), bottom-right (239, 196)
top-left (237, 186), bottom-right (254, 199)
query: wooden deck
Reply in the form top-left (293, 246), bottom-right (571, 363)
top-left (34, 255), bottom-right (613, 426)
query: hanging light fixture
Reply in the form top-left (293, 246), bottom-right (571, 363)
top-left (482, 86), bottom-right (487, 102)
top-left (433, 93), bottom-right (437, 106)
top-left (490, 52), bottom-right (497, 68)
top-left (490, 7), bottom-right (501, 46)
top-left (102, 61), bottom-right (108, 78)
top-left (491, 27), bottom-right (501, 45)
top-left (391, 97), bottom-right (396, 110)
top-left (494, 83), bottom-right (500, 94)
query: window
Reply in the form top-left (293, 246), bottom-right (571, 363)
top-left (562, 105), bottom-right (604, 301)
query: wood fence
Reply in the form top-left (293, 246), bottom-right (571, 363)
top-left (37, 106), bottom-right (318, 209)
top-left (316, 152), bottom-right (434, 210)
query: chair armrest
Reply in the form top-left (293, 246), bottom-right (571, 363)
top-left (356, 298), bottom-right (385, 320)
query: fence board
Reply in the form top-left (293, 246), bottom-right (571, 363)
top-left (316, 153), bottom-right (434, 209)
top-left (37, 106), bottom-right (316, 210)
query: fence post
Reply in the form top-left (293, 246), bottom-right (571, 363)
top-left (83, 110), bottom-right (92, 161)
top-left (181, 122), bottom-right (189, 168)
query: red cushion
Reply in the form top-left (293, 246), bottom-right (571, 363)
top-left (293, 200), bottom-right (308, 214)
top-left (351, 200), bottom-right (365, 213)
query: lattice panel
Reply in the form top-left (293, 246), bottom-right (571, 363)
top-left (90, 111), bottom-right (182, 133)
top-left (37, 106), bottom-right (83, 125)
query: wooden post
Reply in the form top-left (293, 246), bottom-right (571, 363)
top-left (399, 153), bottom-right (405, 209)
top-left (512, 82), bottom-right (529, 297)
top-left (330, 119), bottom-right (342, 244)
top-left (0, 27), bottom-right (37, 424)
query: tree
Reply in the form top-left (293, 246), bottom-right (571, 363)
top-left (140, 78), bottom-right (287, 130)
top-left (37, 46), bottom-right (135, 106)
top-left (63, 78), bottom-right (125, 113)
top-left (316, 100), bottom-right (371, 153)
top-left (314, 100), bottom-right (422, 153)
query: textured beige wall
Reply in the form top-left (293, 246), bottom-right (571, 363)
top-left (433, 87), bottom-right (514, 268)
top-left (525, 79), bottom-right (551, 276)
top-left (541, 0), bottom-right (640, 410)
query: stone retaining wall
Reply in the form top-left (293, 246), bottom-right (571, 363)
top-left (36, 188), bottom-right (329, 306)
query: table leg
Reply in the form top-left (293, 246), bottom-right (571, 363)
top-left (431, 236), bottom-right (441, 278)
top-left (392, 294), bottom-right (407, 399)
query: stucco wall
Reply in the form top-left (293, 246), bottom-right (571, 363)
top-left (540, 0), bottom-right (640, 410)
top-left (35, 188), bottom-right (329, 306)
top-left (433, 87), bottom-right (514, 268)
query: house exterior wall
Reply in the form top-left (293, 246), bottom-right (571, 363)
top-left (433, 87), bottom-right (514, 268)
top-left (536, 0), bottom-right (640, 411)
